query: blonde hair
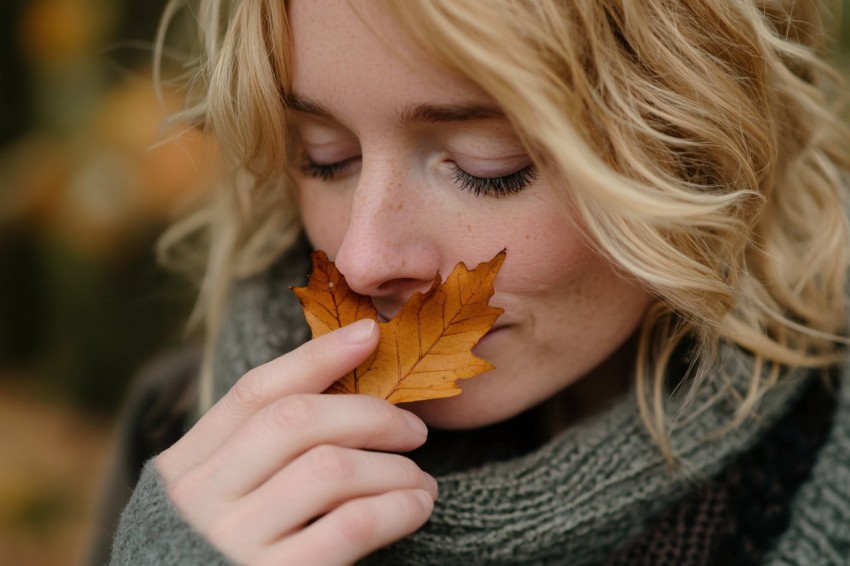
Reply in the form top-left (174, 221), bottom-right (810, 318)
top-left (157, 0), bottom-right (850, 458)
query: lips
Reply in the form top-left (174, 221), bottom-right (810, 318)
top-left (476, 324), bottom-right (508, 346)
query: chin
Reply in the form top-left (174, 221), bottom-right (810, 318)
top-left (401, 374), bottom-right (527, 430)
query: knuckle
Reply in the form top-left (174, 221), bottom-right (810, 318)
top-left (305, 444), bottom-right (352, 482)
top-left (361, 397), bottom-right (401, 431)
top-left (400, 489), bottom-right (433, 518)
top-left (394, 457), bottom-right (426, 487)
top-left (165, 472), bottom-right (203, 509)
top-left (368, 402), bottom-right (420, 444)
top-left (230, 367), bottom-right (271, 412)
top-left (268, 394), bottom-right (317, 432)
top-left (368, 397), bottom-right (399, 424)
top-left (335, 501), bottom-right (379, 544)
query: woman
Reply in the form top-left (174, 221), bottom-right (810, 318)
top-left (106, 0), bottom-right (850, 564)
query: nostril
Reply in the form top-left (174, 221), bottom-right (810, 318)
top-left (334, 234), bottom-right (441, 302)
top-left (371, 278), bottom-right (438, 319)
top-left (372, 298), bottom-right (407, 322)
top-left (376, 277), bottom-right (436, 294)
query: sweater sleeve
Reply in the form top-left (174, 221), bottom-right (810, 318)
top-left (109, 458), bottom-right (231, 565)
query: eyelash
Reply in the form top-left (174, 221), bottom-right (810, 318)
top-left (449, 164), bottom-right (537, 198)
top-left (298, 156), bottom-right (536, 198)
top-left (298, 157), bottom-right (358, 181)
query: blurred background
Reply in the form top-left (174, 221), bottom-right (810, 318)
top-left (0, 0), bottom-right (218, 564)
top-left (0, 1), bottom-right (848, 565)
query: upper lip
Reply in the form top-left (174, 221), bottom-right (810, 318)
top-left (375, 309), bottom-right (508, 330)
top-left (375, 297), bottom-right (507, 326)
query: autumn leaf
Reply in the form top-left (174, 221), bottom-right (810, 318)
top-left (292, 250), bottom-right (506, 404)
top-left (291, 250), bottom-right (378, 337)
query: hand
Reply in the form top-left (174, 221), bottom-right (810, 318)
top-left (155, 319), bottom-right (437, 565)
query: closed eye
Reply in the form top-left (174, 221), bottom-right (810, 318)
top-left (450, 164), bottom-right (537, 198)
top-left (297, 155), bottom-right (536, 198)
top-left (298, 156), bottom-right (361, 181)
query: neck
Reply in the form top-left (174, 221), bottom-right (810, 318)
top-left (538, 331), bottom-right (639, 436)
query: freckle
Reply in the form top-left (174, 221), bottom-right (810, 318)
top-left (467, 225), bottom-right (472, 233)
top-left (525, 233), bottom-right (530, 240)
top-left (401, 258), bottom-right (406, 268)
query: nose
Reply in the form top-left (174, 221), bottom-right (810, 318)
top-left (332, 163), bottom-right (441, 317)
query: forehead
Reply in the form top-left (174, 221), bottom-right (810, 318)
top-left (286, 0), bottom-right (493, 123)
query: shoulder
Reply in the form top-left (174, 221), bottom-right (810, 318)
top-left (764, 365), bottom-right (850, 564)
top-left (84, 346), bottom-right (200, 566)
top-left (119, 346), bottom-right (201, 475)
top-left (611, 369), bottom-right (850, 565)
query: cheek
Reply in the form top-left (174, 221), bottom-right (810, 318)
top-left (494, 202), bottom-right (649, 338)
top-left (298, 185), bottom-right (350, 255)
top-left (494, 208), bottom-right (591, 296)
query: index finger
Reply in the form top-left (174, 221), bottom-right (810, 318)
top-left (158, 319), bottom-right (379, 476)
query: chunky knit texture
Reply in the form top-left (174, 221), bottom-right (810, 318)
top-left (109, 244), bottom-right (850, 565)
top-left (110, 459), bottom-right (223, 564)
top-left (765, 380), bottom-right (850, 564)
top-left (609, 374), bottom-right (839, 565)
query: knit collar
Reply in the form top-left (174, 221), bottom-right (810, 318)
top-left (213, 242), bottom-right (847, 565)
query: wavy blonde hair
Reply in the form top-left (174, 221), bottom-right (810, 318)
top-left (157, 0), bottom-right (850, 458)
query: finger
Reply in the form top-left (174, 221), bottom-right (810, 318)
top-left (208, 447), bottom-right (438, 548)
top-left (159, 319), bottom-right (379, 477)
top-left (188, 393), bottom-right (428, 497)
top-left (258, 489), bottom-right (435, 566)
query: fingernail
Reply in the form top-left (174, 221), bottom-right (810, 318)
top-left (402, 410), bottom-right (428, 436)
top-left (337, 319), bottom-right (376, 345)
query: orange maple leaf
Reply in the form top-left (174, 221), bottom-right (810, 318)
top-left (291, 250), bottom-right (377, 336)
top-left (292, 250), bottom-right (506, 404)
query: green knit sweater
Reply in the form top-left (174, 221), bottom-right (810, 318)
top-left (108, 247), bottom-right (850, 565)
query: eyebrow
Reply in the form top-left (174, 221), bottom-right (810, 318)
top-left (397, 103), bottom-right (505, 125)
top-left (283, 92), bottom-right (505, 126)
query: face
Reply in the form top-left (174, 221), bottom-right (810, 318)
top-left (287, 0), bottom-right (653, 429)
